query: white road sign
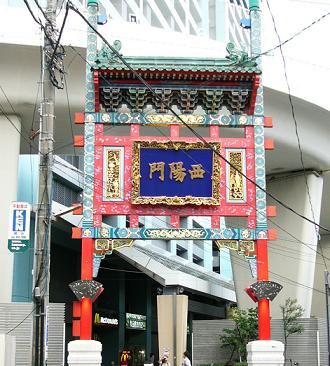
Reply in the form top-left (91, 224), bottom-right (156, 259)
top-left (8, 202), bottom-right (31, 240)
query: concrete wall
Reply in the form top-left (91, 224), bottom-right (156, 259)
top-left (312, 235), bottom-right (330, 318)
top-left (192, 318), bottom-right (328, 366)
top-left (232, 172), bottom-right (324, 319)
top-left (0, 115), bottom-right (21, 303)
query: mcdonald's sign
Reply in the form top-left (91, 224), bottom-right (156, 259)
top-left (94, 311), bottom-right (119, 327)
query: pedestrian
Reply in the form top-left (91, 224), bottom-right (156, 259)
top-left (160, 355), bottom-right (170, 366)
top-left (182, 351), bottom-right (191, 366)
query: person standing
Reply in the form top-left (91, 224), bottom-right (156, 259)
top-left (160, 355), bottom-right (170, 366)
top-left (182, 351), bottom-right (191, 366)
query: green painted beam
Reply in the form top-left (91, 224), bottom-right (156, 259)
top-left (79, 112), bottom-right (265, 126)
top-left (79, 227), bottom-right (268, 240)
top-left (249, 0), bottom-right (260, 10)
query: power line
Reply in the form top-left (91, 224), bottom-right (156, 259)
top-left (23, 0), bottom-right (65, 89)
top-left (6, 307), bottom-right (36, 334)
top-left (0, 102), bottom-right (39, 152)
top-left (52, 160), bottom-right (329, 299)
top-left (265, 0), bottom-right (327, 270)
top-left (52, 152), bottom-right (330, 267)
top-left (29, 0), bottom-right (330, 297)
top-left (65, 4), bottom-right (330, 234)
top-left (246, 9), bottom-right (330, 64)
top-left (53, 154), bottom-right (328, 271)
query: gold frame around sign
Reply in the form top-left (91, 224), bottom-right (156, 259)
top-left (131, 140), bottom-right (221, 205)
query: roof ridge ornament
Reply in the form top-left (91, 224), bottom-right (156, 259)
top-left (95, 40), bottom-right (122, 65)
top-left (226, 42), bottom-right (257, 67)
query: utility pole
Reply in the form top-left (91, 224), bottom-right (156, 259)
top-left (32, 0), bottom-right (56, 363)
top-left (324, 271), bottom-right (330, 366)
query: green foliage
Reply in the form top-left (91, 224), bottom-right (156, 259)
top-left (280, 298), bottom-right (304, 340)
top-left (280, 298), bottom-right (304, 361)
top-left (219, 308), bottom-right (258, 362)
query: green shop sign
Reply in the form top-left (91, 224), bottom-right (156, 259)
top-left (125, 313), bottom-right (146, 330)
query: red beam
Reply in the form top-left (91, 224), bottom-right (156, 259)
top-left (72, 227), bottom-right (82, 239)
top-left (74, 135), bottom-right (84, 147)
top-left (265, 139), bottom-right (274, 150)
top-left (75, 112), bottom-right (85, 124)
top-left (80, 238), bottom-right (94, 340)
top-left (264, 116), bottom-right (273, 128)
top-left (266, 206), bottom-right (276, 217)
top-left (80, 298), bottom-right (92, 340)
top-left (256, 239), bottom-right (271, 340)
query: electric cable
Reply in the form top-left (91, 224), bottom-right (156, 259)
top-left (48, 1), bottom-right (69, 74)
top-left (6, 307), bottom-right (37, 334)
top-left (245, 9), bottom-right (330, 65)
top-left (51, 159), bottom-right (329, 300)
top-left (53, 153), bottom-right (330, 266)
top-left (63, 73), bottom-right (82, 187)
top-left (265, 0), bottom-right (328, 270)
top-left (64, 6), bottom-right (330, 234)
top-left (0, 102), bottom-right (39, 152)
top-left (21, 1), bottom-right (328, 299)
top-left (23, 0), bottom-right (66, 89)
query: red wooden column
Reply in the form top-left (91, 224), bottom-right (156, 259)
top-left (80, 237), bottom-right (94, 340)
top-left (256, 239), bottom-right (271, 340)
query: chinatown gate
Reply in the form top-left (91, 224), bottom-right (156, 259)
top-left (68, 0), bottom-right (283, 364)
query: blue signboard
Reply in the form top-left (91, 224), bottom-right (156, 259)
top-left (8, 202), bottom-right (31, 253)
top-left (131, 141), bottom-right (221, 205)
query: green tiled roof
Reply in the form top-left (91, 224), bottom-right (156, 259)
top-left (93, 41), bottom-right (261, 74)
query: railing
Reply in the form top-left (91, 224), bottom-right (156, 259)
top-left (69, 0), bottom-right (250, 50)
top-left (227, 0), bottom-right (250, 50)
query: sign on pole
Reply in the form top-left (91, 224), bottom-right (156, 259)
top-left (8, 202), bottom-right (31, 253)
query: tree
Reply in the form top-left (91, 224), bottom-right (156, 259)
top-left (220, 308), bottom-right (258, 362)
top-left (280, 298), bottom-right (304, 363)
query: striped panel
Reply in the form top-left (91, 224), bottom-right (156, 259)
top-left (0, 303), bottom-right (65, 366)
top-left (48, 303), bottom-right (65, 366)
top-left (192, 318), bottom-right (328, 366)
top-left (0, 303), bottom-right (33, 366)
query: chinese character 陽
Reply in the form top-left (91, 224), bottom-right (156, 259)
top-left (169, 162), bottom-right (186, 182)
top-left (189, 164), bottom-right (205, 179)
top-left (149, 162), bottom-right (165, 181)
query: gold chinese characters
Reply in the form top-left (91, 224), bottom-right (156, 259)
top-left (149, 162), bottom-right (205, 182)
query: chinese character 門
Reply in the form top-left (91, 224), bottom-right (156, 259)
top-left (149, 162), bottom-right (165, 181)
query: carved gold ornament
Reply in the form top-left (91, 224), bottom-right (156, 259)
top-left (228, 150), bottom-right (245, 201)
top-left (131, 141), bottom-right (221, 205)
top-left (215, 240), bottom-right (256, 258)
top-left (145, 114), bottom-right (204, 125)
top-left (104, 148), bottom-right (122, 200)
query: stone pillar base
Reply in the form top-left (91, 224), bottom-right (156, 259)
top-left (67, 340), bottom-right (102, 365)
top-left (247, 340), bottom-right (284, 366)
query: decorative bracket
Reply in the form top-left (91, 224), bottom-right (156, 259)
top-left (95, 40), bottom-right (122, 65)
top-left (226, 42), bottom-right (257, 67)
top-left (246, 281), bottom-right (283, 302)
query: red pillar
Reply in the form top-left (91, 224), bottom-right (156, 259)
top-left (256, 239), bottom-right (271, 340)
top-left (80, 237), bottom-right (93, 340)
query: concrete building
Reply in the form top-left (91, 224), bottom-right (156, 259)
top-left (0, 0), bottom-right (330, 362)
